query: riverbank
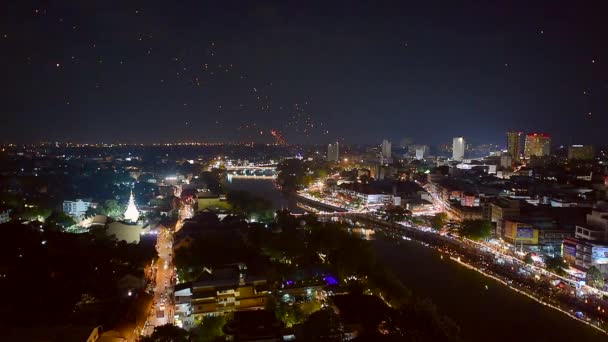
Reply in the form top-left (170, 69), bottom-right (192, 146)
top-left (340, 213), bottom-right (608, 335)
top-left (229, 178), bottom-right (608, 341)
top-left (373, 236), bottom-right (608, 342)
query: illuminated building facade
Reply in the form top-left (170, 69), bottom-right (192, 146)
top-left (327, 142), bottom-right (339, 162)
top-left (567, 145), bottom-right (594, 160)
top-left (503, 220), bottom-right (539, 245)
top-left (506, 131), bottom-right (522, 162)
top-left (524, 133), bottom-right (551, 158)
top-left (381, 139), bottom-right (392, 159)
top-left (452, 137), bottom-right (465, 161)
top-left (63, 199), bottom-right (96, 218)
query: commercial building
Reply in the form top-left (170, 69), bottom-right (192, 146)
top-left (503, 220), bottom-right (539, 246)
top-left (563, 237), bottom-right (608, 277)
top-left (563, 203), bottom-right (608, 277)
top-left (327, 142), bottom-right (339, 162)
top-left (500, 154), bottom-right (513, 169)
top-left (337, 187), bottom-right (400, 206)
top-left (507, 131), bottom-right (522, 162)
top-left (62, 199), bottom-right (96, 218)
top-left (575, 208), bottom-right (608, 242)
top-left (381, 139), bottom-right (392, 159)
top-left (0, 209), bottom-right (10, 224)
top-left (174, 264), bottom-right (268, 321)
top-left (489, 198), bottom-right (521, 236)
top-left (452, 137), bottom-right (465, 161)
top-left (568, 145), bottom-right (594, 160)
top-left (524, 133), bottom-right (551, 158)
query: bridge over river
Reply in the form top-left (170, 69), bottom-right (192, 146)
top-left (225, 164), bottom-right (277, 180)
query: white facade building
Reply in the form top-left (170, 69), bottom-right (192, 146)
top-left (381, 139), bottom-right (392, 159)
top-left (63, 199), bottom-right (95, 217)
top-left (327, 142), bottom-right (339, 162)
top-left (452, 137), bottom-right (465, 161)
top-left (0, 209), bottom-right (10, 224)
top-left (415, 145), bottom-right (428, 160)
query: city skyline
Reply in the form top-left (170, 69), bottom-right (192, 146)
top-left (1, 1), bottom-right (607, 145)
top-left (4, 2), bottom-right (608, 340)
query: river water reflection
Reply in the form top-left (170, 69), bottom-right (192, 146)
top-left (228, 179), bottom-right (606, 341)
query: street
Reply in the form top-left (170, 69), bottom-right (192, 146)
top-left (143, 226), bottom-right (175, 335)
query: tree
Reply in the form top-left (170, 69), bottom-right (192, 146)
top-left (383, 206), bottom-right (410, 223)
top-left (586, 266), bottom-right (605, 290)
top-left (276, 301), bottom-right (305, 327)
top-left (276, 158), bottom-right (309, 192)
top-left (301, 308), bottom-right (343, 341)
top-left (226, 190), bottom-right (274, 222)
top-left (20, 206), bottom-right (52, 222)
top-left (545, 256), bottom-right (567, 276)
top-left (430, 213), bottom-right (448, 230)
top-left (524, 253), bottom-right (533, 265)
top-left (141, 324), bottom-right (189, 342)
top-left (85, 206), bottom-right (98, 217)
top-left (459, 219), bottom-right (492, 241)
top-left (99, 199), bottom-right (124, 218)
top-left (197, 315), bottom-right (226, 342)
top-left (44, 210), bottom-right (76, 231)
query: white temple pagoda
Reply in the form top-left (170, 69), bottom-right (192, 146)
top-left (123, 191), bottom-right (140, 223)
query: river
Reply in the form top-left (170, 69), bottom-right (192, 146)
top-left (227, 178), bottom-right (606, 341)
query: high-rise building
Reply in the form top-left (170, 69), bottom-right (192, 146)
top-left (415, 145), bottom-right (428, 160)
top-left (452, 137), bottom-right (465, 161)
top-left (524, 133), bottom-right (551, 158)
top-left (506, 131), bottom-right (522, 162)
top-left (381, 139), bottom-right (392, 159)
top-left (327, 142), bottom-right (339, 162)
top-left (568, 145), bottom-right (594, 160)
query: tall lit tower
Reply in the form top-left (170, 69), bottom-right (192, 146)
top-left (123, 191), bottom-right (140, 223)
top-left (381, 139), bottom-right (392, 159)
top-left (524, 133), bottom-right (551, 158)
top-left (507, 131), bottom-right (522, 162)
top-left (452, 137), bottom-right (465, 161)
top-left (327, 142), bottom-right (339, 162)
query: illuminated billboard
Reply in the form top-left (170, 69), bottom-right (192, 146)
top-left (516, 228), bottom-right (535, 239)
top-left (563, 243), bottom-right (577, 257)
top-left (591, 246), bottom-right (608, 265)
top-left (504, 221), bottom-right (538, 244)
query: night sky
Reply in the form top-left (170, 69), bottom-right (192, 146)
top-left (1, 1), bottom-right (606, 146)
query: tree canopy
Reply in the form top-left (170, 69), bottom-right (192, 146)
top-left (383, 206), bottom-right (411, 223)
top-left (195, 316), bottom-right (226, 342)
top-left (459, 219), bottom-right (492, 241)
top-left (141, 324), bottom-right (189, 342)
top-left (301, 308), bottom-right (343, 341)
top-left (545, 256), bottom-right (568, 276)
top-left (226, 190), bottom-right (274, 222)
top-left (97, 199), bottom-right (125, 218)
top-left (430, 213), bottom-right (448, 230)
top-left (586, 266), bottom-right (605, 290)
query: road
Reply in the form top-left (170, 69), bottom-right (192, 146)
top-left (143, 226), bottom-right (175, 335)
top-left (143, 199), bottom-right (195, 336)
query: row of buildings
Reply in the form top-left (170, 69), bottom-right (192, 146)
top-left (329, 134), bottom-right (593, 166)
top-left (506, 132), bottom-right (594, 161)
top-left (423, 131), bottom-right (606, 278)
